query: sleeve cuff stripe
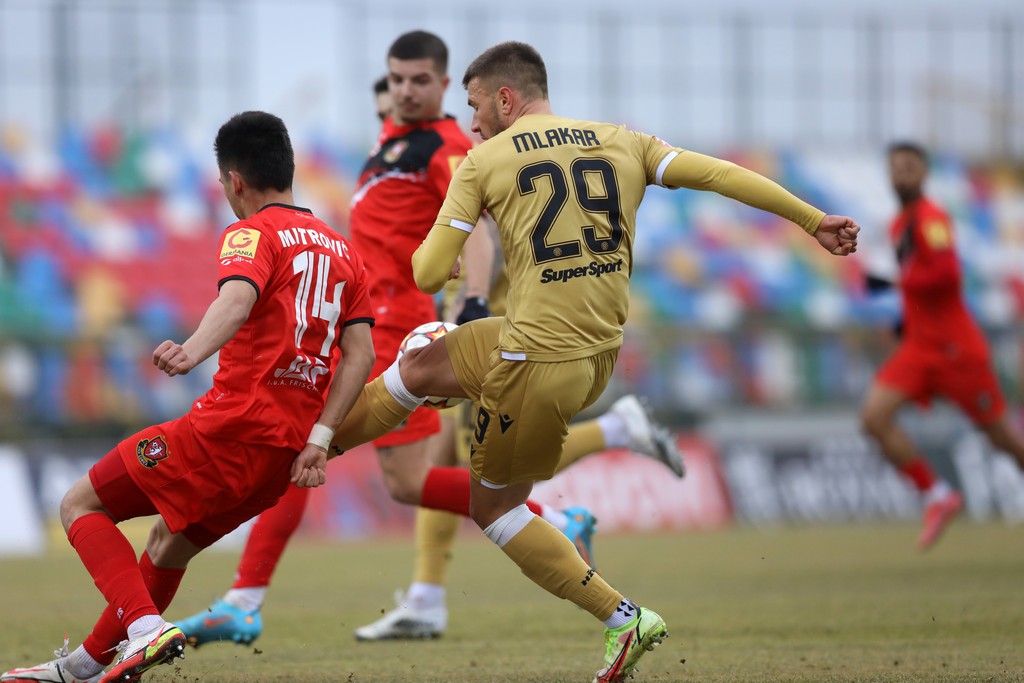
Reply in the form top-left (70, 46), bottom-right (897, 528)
top-left (449, 218), bottom-right (475, 233)
top-left (344, 317), bottom-right (375, 328)
top-left (655, 151), bottom-right (679, 187)
top-left (218, 275), bottom-right (261, 299)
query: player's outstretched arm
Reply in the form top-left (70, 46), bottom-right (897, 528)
top-left (292, 322), bottom-right (375, 489)
top-left (152, 279), bottom-right (258, 377)
top-left (412, 224), bottom-right (470, 295)
top-left (661, 151), bottom-right (859, 254)
top-left (418, 153), bottom-right (484, 295)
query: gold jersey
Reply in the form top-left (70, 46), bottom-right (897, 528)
top-left (425, 113), bottom-right (824, 362)
top-left (435, 114), bottom-right (677, 361)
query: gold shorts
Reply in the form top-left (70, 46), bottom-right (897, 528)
top-left (450, 402), bottom-right (475, 464)
top-left (445, 317), bottom-right (617, 486)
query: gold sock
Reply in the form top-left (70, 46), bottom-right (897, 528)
top-left (499, 517), bottom-right (621, 620)
top-left (554, 420), bottom-right (606, 474)
top-left (330, 377), bottom-right (413, 456)
top-left (413, 508), bottom-right (460, 585)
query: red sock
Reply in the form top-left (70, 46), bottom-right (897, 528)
top-left (139, 551), bottom-right (186, 611)
top-left (420, 467), bottom-right (472, 516)
top-left (233, 484), bottom-right (310, 588)
top-left (68, 514), bottom-right (158, 635)
top-left (83, 551), bottom-right (186, 665)
top-left (900, 457), bottom-right (937, 492)
top-left (419, 467), bottom-right (543, 517)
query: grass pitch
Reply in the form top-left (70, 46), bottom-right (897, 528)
top-left (1, 522), bottom-right (1022, 682)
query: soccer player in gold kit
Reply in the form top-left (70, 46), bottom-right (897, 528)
top-left (292, 41), bottom-right (859, 682)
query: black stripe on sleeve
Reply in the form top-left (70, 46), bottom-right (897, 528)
top-left (218, 275), bottom-right (261, 299)
top-left (344, 317), bottom-right (375, 328)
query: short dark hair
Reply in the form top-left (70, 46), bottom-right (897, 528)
top-left (373, 75), bottom-right (389, 95)
top-left (888, 141), bottom-right (929, 164)
top-left (462, 41), bottom-right (548, 100)
top-left (387, 30), bottom-right (448, 74)
top-left (215, 111), bottom-right (294, 192)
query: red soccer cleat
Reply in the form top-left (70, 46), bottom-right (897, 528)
top-left (917, 490), bottom-right (963, 551)
top-left (100, 624), bottom-right (185, 683)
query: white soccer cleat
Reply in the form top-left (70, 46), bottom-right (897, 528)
top-left (353, 589), bottom-right (447, 641)
top-left (1, 636), bottom-right (102, 683)
top-left (610, 395), bottom-right (685, 478)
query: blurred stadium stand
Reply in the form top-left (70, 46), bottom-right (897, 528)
top-left (0, 123), bottom-right (1021, 435)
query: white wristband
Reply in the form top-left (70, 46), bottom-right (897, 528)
top-left (306, 423), bottom-right (335, 452)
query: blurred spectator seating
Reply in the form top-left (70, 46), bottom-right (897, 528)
top-left (1, 125), bottom-right (1021, 432)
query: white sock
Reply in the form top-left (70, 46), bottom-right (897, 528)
top-left (482, 504), bottom-right (535, 548)
top-left (224, 587), bottom-right (266, 613)
top-left (924, 479), bottom-right (953, 505)
top-left (540, 505), bottom-right (569, 531)
top-left (597, 412), bottom-right (630, 449)
top-left (65, 645), bottom-right (104, 678)
top-left (603, 598), bottom-right (639, 629)
top-left (126, 615), bottom-right (165, 641)
top-left (405, 582), bottom-right (446, 609)
top-left (383, 361), bottom-right (426, 411)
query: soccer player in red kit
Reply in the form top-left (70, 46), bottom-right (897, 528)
top-left (0, 111), bottom-right (376, 683)
top-left (861, 142), bottom-right (1024, 550)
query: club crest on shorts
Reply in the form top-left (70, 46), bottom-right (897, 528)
top-left (136, 435), bottom-right (170, 468)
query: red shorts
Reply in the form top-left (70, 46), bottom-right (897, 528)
top-left (90, 416), bottom-right (295, 547)
top-left (371, 324), bottom-right (440, 448)
top-left (876, 343), bottom-right (1006, 426)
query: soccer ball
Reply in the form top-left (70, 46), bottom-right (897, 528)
top-left (397, 321), bottom-right (465, 410)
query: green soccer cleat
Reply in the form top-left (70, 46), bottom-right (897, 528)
top-left (593, 607), bottom-right (668, 683)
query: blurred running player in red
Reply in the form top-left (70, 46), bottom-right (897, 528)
top-left (0, 111), bottom-right (376, 683)
top-left (861, 141), bottom-right (1024, 550)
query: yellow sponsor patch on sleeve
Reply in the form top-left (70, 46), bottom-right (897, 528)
top-left (448, 154), bottom-right (466, 177)
top-left (220, 228), bottom-right (261, 260)
top-left (922, 219), bottom-right (951, 249)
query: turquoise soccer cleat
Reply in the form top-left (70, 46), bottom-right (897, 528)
top-left (562, 506), bottom-right (598, 570)
top-left (175, 599), bottom-right (262, 648)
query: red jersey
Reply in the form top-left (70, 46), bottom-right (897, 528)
top-left (189, 204), bottom-right (374, 450)
top-left (890, 196), bottom-right (987, 356)
top-left (350, 115), bottom-right (472, 331)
